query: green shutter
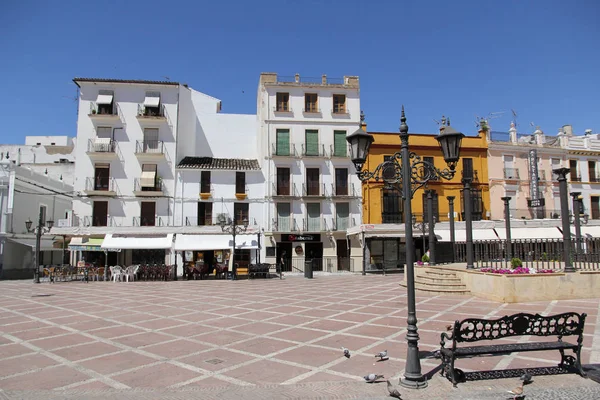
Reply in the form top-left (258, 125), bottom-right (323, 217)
top-left (307, 203), bottom-right (321, 231)
top-left (276, 129), bottom-right (290, 156)
top-left (305, 130), bottom-right (319, 156)
top-left (277, 203), bottom-right (291, 231)
top-left (333, 131), bottom-right (347, 157)
top-left (336, 203), bottom-right (349, 230)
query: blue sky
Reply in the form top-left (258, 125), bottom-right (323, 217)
top-left (1, 0), bottom-right (598, 143)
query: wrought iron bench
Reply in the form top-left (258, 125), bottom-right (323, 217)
top-left (440, 312), bottom-right (587, 387)
top-left (249, 263), bottom-right (270, 279)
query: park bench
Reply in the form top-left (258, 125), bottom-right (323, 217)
top-left (439, 312), bottom-right (587, 387)
top-left (249, 263), bottom-right (271, 279)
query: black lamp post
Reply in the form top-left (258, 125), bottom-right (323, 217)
top-left (447, 196), bottom-right (456, 262)
top-left (554, 167), bottom-right (575, 273)
top-left (412, 214), bottom-right (436, 262)
top-left (462, 177), bottom-right (475, 269)
top-left (501, 196), bottom-right (512, 264)
top-left (25, 210), bottom-right (54, 284)
top-left (570, 192), bottom-right (589, 255)
top-left (220, 216), bottom-right (249, 280)
top-left (347, 109), bottom-right (464, 389)
top-left (425, 190), bottom-right (436, 265)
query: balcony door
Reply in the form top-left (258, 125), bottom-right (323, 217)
top-left (335, 168), bottom-right (348, 195)
top-left (277, 168), bottom-right (290, 195)
top-left (197, 202), bottom-right (212, 226)
top-left (140, 202), bottom-right (156, 226)
top-left (277, 203), bottom-right (291, 231)
top-left (94, 163), bottom-right (110, 190)
top-left (306, 168), bottom-right (320, 196)
top-left (143, 128), bottom-right (159, 153)
top-left (306, 203), bottom-right (321, 231)
top-left (92, 201), bottom-right (108, 227)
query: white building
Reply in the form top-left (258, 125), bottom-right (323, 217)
top-left (0, 158), bottom-right (73, 279)
top-left (257, 73), bottom-right (363, 272)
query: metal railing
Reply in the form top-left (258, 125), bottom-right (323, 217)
top-left (302, 217), bottom-right (322, 232)
top-left (301, 143), bottom-right (326, 157)
top-left (271, 143), bottom-right (298, 157)
top-left (135, 140), bottom-right (165, 155)
top-left (331, 183), bottom-right (359, 197)
top-left (271, 217), bottom-right (299, 232)
top-left (382, 212), bottom-right (403, 223)
top-left (137, 103), bottom-right (166, 118)
top-left (503, 168), bottom-right (520, 179)
top-left (329, 144), bottom-right (350, 158)
top-left (87, 138), bottom-right (116, 153)
top-left (571, 174), bottom-right (582, 182)
top-left (134, 178), bottom-right (163, 192)
top-left (132, 216), bottom-right (168, 227)
top-left (85, 176), bottom-right (115, 192)
top-left (89, 102), bottom-right (118, 116)
top-left (302, 107), bottom-right (321, 114)
top-left (462, 170), bottom-right (479, 181)
top-left (285, 256), bottom-right (356, 273)
top-left (302, 183), bottom-right (325, 197)
top-left (185, 216), bottom-right (215, 226)
top-left (272, 182), bottom-right (298, 197)
top-left (273, 106), bottom-right (292, 113)
top-left (590, 173), bottom-right (600, 183)
top-left (330, 217), bottom-right (356, 231)
top-left (83, 215), bottom-right (116, 227)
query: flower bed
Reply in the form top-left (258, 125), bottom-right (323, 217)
top-left (479, 267), bottom-right (555, 275)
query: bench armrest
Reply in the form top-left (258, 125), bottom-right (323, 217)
top-left (440, 331), bottom-right (453, 347)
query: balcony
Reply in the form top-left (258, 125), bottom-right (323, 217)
top-left (84, 177), bottom-right (116, 196)
top-left (381, 212), bottom-right (403, 224)
top-left (302, 218), bottom-right (323, 232)
top-left (302, 108), bottom-right (322, 116)
top-left (301, 143), bottom-right (326, 157)
top-left (135, 140), bottom-right (165, 160)
top-left (271, 143), bottom-right (299, 158)
top-left (271, 217), bottom-right (299, 232)
top-left (137, 104), bottom-right (167, 123)
top-left (590, 173), bottom-right (600, 183)
top-left (199, 184), bottom-right (213, 200)
top-left (571, 174), bottom-right (582, 182)
top-left (503, 168), bottom-right (520, 180)
top-left (132, 216), bottom-right (168, 227)
top-left (185, 216), bottom-right (214, 226)
top-left (330, 217), bottom-right (356, 232)
top-left (329, 144), bottom-right (350, 158)
top-left (86, 138), bottom-right (118, 160)
top-left (331, 183), bottom-right (359, 198)
top-left (82, 215), bottom-right (116, 227)
top-left (88, 102), bottom-right (119, 121)
top-left (273, 106), bottom-right (293, 115)
top-left (302, 183), bottom-right (326, 197)
top-left (133, 178), bottom-right (164, 197)
top-left (272, 182), bottom-right (299, 198)
top-left (461, 170), bottom-right (479, 182)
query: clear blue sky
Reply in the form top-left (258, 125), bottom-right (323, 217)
top-left (1, 0), bottom-right (598, 144)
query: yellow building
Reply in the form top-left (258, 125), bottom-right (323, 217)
top-left (362, 128), bottom-right (490, 225)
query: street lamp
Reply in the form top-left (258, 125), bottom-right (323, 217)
top-left (411, 214), bottom-right (436, 262)
top-left (25, 210), bottom-right (54, 284)
top-left (347, 108), bottom-right (464, 389)
top-left (501, 196), bottom-right (512, 265)
top-left (570, 192), bottom-right (588, 255)
top-left (553, 167), bottom-right (575, 273)
top-left (220, 216), bottom-right (248, 280)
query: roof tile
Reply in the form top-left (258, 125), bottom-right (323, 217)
top-left (177, 157), bottom-right (260, 171)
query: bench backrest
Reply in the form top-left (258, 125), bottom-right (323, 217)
top-left (453, 312), bottom-right (586, 343)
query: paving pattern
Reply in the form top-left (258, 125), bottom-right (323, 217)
top-left (0, 274), bottom-right (598, 399)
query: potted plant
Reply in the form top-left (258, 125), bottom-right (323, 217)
top-left (421, 254), bottom-right (430, 265)
top-left (91, 109), bottom-right (97, 114)
top-left (510, 257), bottom-right (523, 268)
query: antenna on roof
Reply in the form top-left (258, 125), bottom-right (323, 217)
top-left (511, 109), bottom-right (518, 128)
top-left (163, 76), bottom-right (171, 81)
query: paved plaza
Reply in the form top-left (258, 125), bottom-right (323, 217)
top-left (0, 274), bottom-right (599, 399)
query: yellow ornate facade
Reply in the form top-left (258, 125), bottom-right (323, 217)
top-left (362, 129), bottom-right (490, 224)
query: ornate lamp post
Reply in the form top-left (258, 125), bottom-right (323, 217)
top-left (447, 196), bottom-right (456, 262)
top-left (347, 108), bottom-right (464, 389)
top-left (501, 196), bottom-right (512, 264)
top-left (570, 192), bottom-right (588, 255)
top-left (554, 167), bottom-right (575, 273)
top-left (25, 210), bottom-right (54, 284)
top-left (220, 216), bottom-right (248, 280)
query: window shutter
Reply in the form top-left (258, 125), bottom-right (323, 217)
top-left (307, 203), bottom-right (320, 231)
top-left (334, 131), bottom-right (347, 157)
top-left (277, 203), bottom-right (291, 231)
top-left (305, 130), bottom-right (319, 156)
top-left (276, 129), bottom-right (290, 156)
top-left (336, 203), bottom-right (349, 230)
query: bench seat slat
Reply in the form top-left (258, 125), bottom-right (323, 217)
top-left (442, 340), bottom-right (577, 357)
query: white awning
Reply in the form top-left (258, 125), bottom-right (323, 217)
top-left (437, 229), bottom-right (498, 242)
top-left (571, 226), bottom-right (600, 239)
top-left (96, 93), bottom-right (114, 105)
top-left (144, 94), bottom-right (160, 107)
top-left (231, 234), bottom-right (259, 249)
top-left (8, 238), bottom-right (62, 251)
top-left (174, 234), bottom-right (232, 251)
top-left (101, 234), bottom-right (173, 249)
top-left (140, 171), bottom-right (156, 187)
top-left (495, 227), bottom-right (563, 240)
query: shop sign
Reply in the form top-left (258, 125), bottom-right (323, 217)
top-left (282, 234), bottom-right (321, 242)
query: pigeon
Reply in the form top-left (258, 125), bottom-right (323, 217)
top-left (520, 370), bottom-right (532, 385)
top-left (364, 373), bottom-right (384, 383)
top-left (507, 383), bottom-right (524, 399)
top-left (375, 350), bottom-right (388, 360)
top-left (386, 380), bottom-right (402, 399)
top-left (341, 346), bottom-right (351, 358)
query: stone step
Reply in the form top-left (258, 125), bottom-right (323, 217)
top-left (399, 281), bottom-right (470, 294)
top-left (415, 275), bottom-right (462, 284)
top-left (414, 278), bottom-right (468, 291)
top-left (422, 269), bottom-right (457, 277)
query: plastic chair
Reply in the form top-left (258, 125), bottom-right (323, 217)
top-left (124, 265), bottom-right (139, 282)
top-left (111, 266), bottom-right (123, 282)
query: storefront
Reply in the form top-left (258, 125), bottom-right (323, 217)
top-left (101, 234), bottom-right (173, 265)
top-left (69, 237), bottom-right (120, 267)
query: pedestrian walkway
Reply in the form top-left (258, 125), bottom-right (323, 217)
top-left (0, 275), bottom-right (598, 399)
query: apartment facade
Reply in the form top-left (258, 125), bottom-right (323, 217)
top-left (257, 73), bottom-right (363, 273)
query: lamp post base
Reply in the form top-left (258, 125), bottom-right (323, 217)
top-left (400, 376), bottom-right (428, 389)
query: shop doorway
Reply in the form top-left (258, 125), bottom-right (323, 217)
top-left (337, 239), bottom-right (350, 271)
top-left (305, 242), bottom-right (323, 271)
top-left (276, 242), bottom-right (292, 272)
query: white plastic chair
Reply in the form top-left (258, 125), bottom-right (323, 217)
top-left (111, 266), bottom-right (123, 282)
top-left (124, 265), bottom-right (139, 282)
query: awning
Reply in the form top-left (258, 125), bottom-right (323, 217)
top-left (437, 229), bottom-right (498, 242)
top-left (102, 234), bottom-right (173, 250)
top-left (495, 227), bottom-right (563, 240)
top-left (571, 226), bottom-right (600, 239)
top-left (140, 171), bottom-right (156, 187)
top-left (69, 237), bottom-right (120, 252)
top-left (174, 234), bottom-right (232, 251)
top-left (96, 93), bottom-right (114, 105)
top-left (144, 93), bottom-right (160, 107)
top-left (8, 237), bottom-right (62, 251)
top-left (231, 234), bottom-right (259, 249)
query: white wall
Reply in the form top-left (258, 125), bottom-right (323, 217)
top-left (25, 136), bottom-right (73, 147)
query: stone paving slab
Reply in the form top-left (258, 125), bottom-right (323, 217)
top-left (0, 274), bottom-right (598, 398)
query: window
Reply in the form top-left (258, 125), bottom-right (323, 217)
top-left (276, 93), bottom-right (289, 111)
top-left (236, 172), bottom-right (246, 194)
top-left (92, 201), bottom-right (108, 227)
top-left (197, 202), bottom-right (213, 225)
top-left (589, 161), bottom-right (597, 182)
top-left (382, 189), bottom-right (403, 223)
top-left (383, 155), bottom-right (392, 162)
top-left (306, 168), bottom-right (320, 196)
top-left (140, 164), bottom-right (158, 191)
top-left (336, 202), bottom-right (350, 230)
top-left (234, 203), bottom-right (249, 224)
top-left (306, 203), bottom-right (321, 231)
top-left (275, 129), bottom-right (290, 156)
top-left (333, 94), bottom-right (346, 114)
top-left (570, 160), bottom-right (580, 181)
top-left (142, 128), bottom-right (160, 153)
top-left (333, 130), bottom-right (347, 157)
top-left (304, 93), bottom-right (318, 112)
top-left (462, 158), bottom-right (474, 179)
top-left (335, 168), bottom-right (348, 195)
top-left (143, 91), bottom-right (161, 116)
top-left (94, 163), bottom-right (110, 191)
top-left (276, 203), bottom-right (291, 231)
top-left (423, 156), bottom-right (437, 180)
top-left (305, 130), bottom-right (319, 156)
top-left (140, 202), bottom-right (156, 226)
top-left (200, 171), bottom-right (211, 193)
top-left (276, 168), bottom-right (290, 195)
top-left (421, 190), bottom-right (439, 222)
top-left (96, 90), bottom-right (114, 115)
top-left (592, 197), bottom-right (600, 220)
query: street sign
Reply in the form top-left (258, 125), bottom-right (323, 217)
top-left (527, 198), bottom-right (545, 208)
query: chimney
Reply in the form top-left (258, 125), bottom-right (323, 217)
top-left (562, 125), bottom-right (573, 136)
top-left (534, 126), bottom-right (544, 145)
top-left (16, 148), bottom-right (21, 166)
top-left (321, 74), bottom-right (327, 85)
